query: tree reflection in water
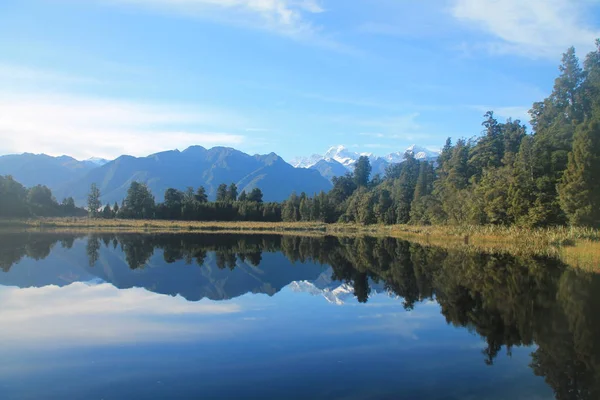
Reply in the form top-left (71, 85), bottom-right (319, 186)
top-left (1, 232), bottom-right (599, 399)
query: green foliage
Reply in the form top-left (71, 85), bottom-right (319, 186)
top-left (120, 181), bottom-right (155, 219)
top-left (558, 118), bottom-right (600, 226)
top-left (227, 183), bottom-right (238, 202)
top-left (216, 183), bottom-right (228, 202)
top-left (87, 183), bottom-right (101, 217)
top-left (247, 188), bottom-right (263, 203)
top-left (353, 156), bottom-right (371, 187)
top-left (0, 175), bottom-right (85, 218)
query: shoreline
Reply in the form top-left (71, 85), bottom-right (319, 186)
top-left (2, 218), bottom-right (599, 270)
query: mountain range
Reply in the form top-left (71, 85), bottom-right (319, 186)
top-left (0, 144), bottom-right (439, 205)
top-left (290, 145), bottom-right (440, 181)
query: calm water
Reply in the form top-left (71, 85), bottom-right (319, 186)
top-left (0, 233), bottom-right (599, 400)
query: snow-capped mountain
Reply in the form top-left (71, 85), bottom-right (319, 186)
top-left (84, 157), bottom-right (110, 166)
top-left (290, 153), bottom-right (323, 169)
top-left (323, 145), bottom-right (374, 168)
top-left (384, 145), bottom-right (440, 164)
top-left (290, 144), bottom-right (440, 181)
top-left (288, 267), bottom-right (390, 305)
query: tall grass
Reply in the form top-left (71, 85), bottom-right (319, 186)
top-left (2, 218), bottom-right (599, 270)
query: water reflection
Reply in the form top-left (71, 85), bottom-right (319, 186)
top-left (1, 232), bottom-right (599, 399)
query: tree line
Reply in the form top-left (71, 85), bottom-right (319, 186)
top-left (0, 175), bottom-right (86, 218)
top-left (86, 181), bottom-right (283, 222)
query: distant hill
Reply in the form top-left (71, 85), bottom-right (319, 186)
top-left (50, 146), bottom-right (332, 204)
top-left (0, 153), bottom-right (97, 190)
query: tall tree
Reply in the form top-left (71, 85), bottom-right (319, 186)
top-left (122, 181), bottom-right (155, 219)
top-left (87, 183), bottom-right (101, 218)
top-left (413, 161), bottom-right (435, 202)
top-left (558, 118), bottom-right (600, 226)
top-left (216, 184), bottom-right (228, 202)
top-left (227, 183), bottom-right (238, 202)
top-left (354, 156), bottom-right (372, 187)
top-left (195, 186), bottom-right (208, 203)
top-left (248, 188), bottom-right (264, 203)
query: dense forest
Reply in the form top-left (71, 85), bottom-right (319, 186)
top-left (1, 42), bottom-right (599, 227)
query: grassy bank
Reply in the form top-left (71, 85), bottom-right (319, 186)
top-left (2, 217), bottom-right (599, 270)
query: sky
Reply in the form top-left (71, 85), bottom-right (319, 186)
top-left (1, 0), bottom-right (600, 162)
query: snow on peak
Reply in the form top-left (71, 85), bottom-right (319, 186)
top-left (292, 144), bottom-right (439, 170)
top-left (290, 154), bottom-right (323, 168)
top-left (85, 157), bottom-right (110, 166)
top-left (384, 145), bottom-right (440, 163)
top-left (323, 145), bottom-right (360, 167)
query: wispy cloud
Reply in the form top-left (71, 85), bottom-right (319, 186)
top-left (96, 0), bottom-right (354, 52)
top-left (0, 93), bottom-right (247, 160)
top-left (452, 0), bottom-right (600, 58)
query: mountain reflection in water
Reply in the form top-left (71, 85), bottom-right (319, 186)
top-left (0, 232), bottom-right (599, 400)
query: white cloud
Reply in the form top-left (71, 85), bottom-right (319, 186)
top-left (0, 282), bottom-right (241, 346)
top-left (452, 0), bottom-right (600, 58)
top-left (99, 0), bottom-right (340, 47)
top-left (0, 93), bottom-right (247, 160)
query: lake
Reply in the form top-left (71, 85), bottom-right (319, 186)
top-left (0, 232), bottom-right (598, 399)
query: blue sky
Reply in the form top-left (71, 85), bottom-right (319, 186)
top-left (1, 0), bottom-right (599, 161)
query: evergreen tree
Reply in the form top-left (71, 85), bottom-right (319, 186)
top-left (0, 175), bottom-right (29, 217)
top-left (282, 192), bottom-right (299, 222)
top-left (195, 186), bottom-right (208, 203)
top-left (248, 188), bottom-right (263, 203)
top-left (507, 135), bottom-right (537, 225)
top-left (238, 190), bottom-right (248, 202)
top-left (87, 183), bottom-right (101, 218)
top-left (216, 184), bottom-right (228, 202)
top-left (299, 197), bottom-right (311, 221)
top-left (558, 118), bottom-right (600, 226)
top-left (413, 161), bottom-right (434, 202)
top-left (102, 203), bottom-right (112, 219)
top-left (354, 156), bottom-right (372, 187)
top-left (227, 183), bottom-right (238, 202)
top-left (122, 181), bottom-right (155, 219)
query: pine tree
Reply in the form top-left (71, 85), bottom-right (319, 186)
top-left (216, 184), bottom-right (228, 202)
top-left (413, 162), bottom-right (434, 202)
top-left (87, 183), bottom-right (101, 218)
top-left (195, 186), bottom-right (208, 203)
top-left (227, 183), bottom-right (238, 202)
top-left (248, 188), bottom-right (263, 203)
top-left (299, 197), bottom-right (311, 221)
top-left (102, 203), bottom-right (112, 219)
top-left (354, 156), bottom-right (371, 187)
top-left (558, 118), bottom-right (600, 226)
